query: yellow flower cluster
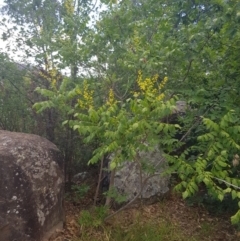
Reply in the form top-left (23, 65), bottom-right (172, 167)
top-left (159, 76), bottom-right (168, 89)
top-left (135, 70), bottom-right (168, 101)
top-left (39, 71), bottom-right (50, 82)
top-left (133, 92), bottom-right (140, 98)
top-left (49, 68), bottom-right (58, 87)
top-left (133, 29), bottom-right (140, 48)
top-left (38, 67), bottom-right (60, 89)
top-left (77, 81), bottom-right (94, 109)
top-left (106, 88), bottom-right (116, 106)
top-left (76, 87), bottom-right (81, 95)
top-left (64, 0), bottom-right (74, 15)
top-left (156, 76), bottom-right (168, 101)
top-left (136, 70), bottom-right (159, 93)
top-left (156, 93), bottom-right (165, 101)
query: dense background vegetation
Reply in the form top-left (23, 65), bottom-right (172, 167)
top-left (0, 0), bottom-right (240, 224)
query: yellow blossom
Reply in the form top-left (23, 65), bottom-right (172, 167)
top-left (64, 0), bottom-right (74, 15)
top-left (78, 99), bottom-right (84, 109)
top-left (159, 76), bottom-right (168, 89)
top-left (156, 93), bottom-right (165, 101)
top-left (51, 79), bottom-right (56, 87)
top-left (76, 87), bottom-right (82, 95)
top-left (133, 29), bottom-right (140, 48)
top-left (106, 88), bottom-right (116, 106)
top-left (136, 70), bottom-right (158, 93)
top-left (38, 67), bottom-right (60, 89)
top-left (133, 92), bottom-right (140, 98)
top-left (77, 80), bottom-right (94, 109)
top-left (134, 71), bottom-right (168, 102)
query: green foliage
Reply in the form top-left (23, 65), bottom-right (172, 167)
top-left (103, 187), bottom-right (127, 204)
top-left (2, 0), bottom-right (240, 226)
top-left (71, 184), bottom-right (90, 202)
top-left (170, 111), bottom-right (240, 224)
top-left (111, 221), bottom-right (194, 241)
top-left (0, 53), bottom-right (35, 132)
top-left (187, 192), bottom-right (239, 217)
top-left (66, 74), bottom-right (177, 166)
top-left (30, 0), bottom-right (240, 225)
top-left (77, 209), bottom-right (204, 241)
top-left (33, 77), bottom-right (73, 114)
top-left (78, 206), bottom-right (109, 228)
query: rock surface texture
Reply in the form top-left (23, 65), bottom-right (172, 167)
top-left (0, 130), bottom-right (64, 241)
top-left (114, 148), bottom-right (169, 204)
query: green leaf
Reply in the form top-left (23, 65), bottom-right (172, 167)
top-left (132, 122), bottom-right (139, 129)
top-left (232, 190), bottom-right (237, 200)
top-left (62, 120), bottom-right (68, 126)
top-left (110, 161), bottom-right (116, 170)
top-left (182, 190), bottom-right (189, 199)
top-left (218, 193), bottom-right (224, 201)
top-left (73, 125), bottom-right (80, 131)
top-left (231, 210), bottom-right (240, 224)
top-left (203, 177), bottom-right (210, 186)
top-left (224, 187), bottom-right (231, 193)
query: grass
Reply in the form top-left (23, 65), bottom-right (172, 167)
top-left (108, 221), bottom-right (198, 241)
top-left (77, 218), bottom-right (199, 241)
top-left (75, 203), bottom-right (216, 241)
top-left (63, 192), bottom-right (237, 241)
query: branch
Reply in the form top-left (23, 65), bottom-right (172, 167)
top-left (93, 156), bottom-right (104, 206)
top-left (179, 117), bottom-right (201, 143)
top-left (182, 59), bottom-right (193, 83)
top-left (213, 177), bottom-right (240, 190)
top-left (105, 168), bottom-right (116, 207)
top-left (178, 102), bottom-right (217, 144)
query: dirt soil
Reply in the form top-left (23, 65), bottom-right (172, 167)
top-left (50, 175), bottom-right (240, 241)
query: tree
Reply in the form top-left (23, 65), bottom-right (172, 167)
top-left (0, 53), bottom-right (35, 132)
top-left (0, 0), bottom-right (98, 181)
top-left (2, 0), bottom-right (240, 223)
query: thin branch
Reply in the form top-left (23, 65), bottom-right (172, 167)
top-left (178, 102), bottom-right (217, 144)
top-left (105, 168), bottom-right (116, 207)
top-left (179, 117), bottom-right (201, 143)
top-left (182, 59), bottom-right (193, 83)
top-left (136, 153), bottom-right (143, 200)
top-left (93, 156), bottom-right (104, 206)
top-left (213, 177), bottom-right (240, 190)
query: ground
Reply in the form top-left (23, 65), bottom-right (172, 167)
top-left (50, 175), bottom-right (240, 241)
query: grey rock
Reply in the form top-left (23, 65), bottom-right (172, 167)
top-left (175, 100), bottom-right (187, 113)
top-left (0, 130), bottom-right (64, 241)
top-left (72, 172), bottom-right (88, 183)
top-left (113, 148), bottom-right (169, 204)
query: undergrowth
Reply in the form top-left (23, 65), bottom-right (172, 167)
top-left (77, 218), bottom-right (198, 241)
top-left (75, 205), bottom-right (207, 241)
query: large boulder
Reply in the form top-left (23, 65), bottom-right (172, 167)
top-left (0, 130), bottom-right (64, 241)
top-left (113, 148), bottom-right (169, 204)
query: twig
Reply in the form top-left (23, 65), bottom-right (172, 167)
top-left (179, 118), bottom-right (201, 143)
top-left (136, 153), bottom-right (143, 200)
top-left (178, 103), bottom-right (216, 144)
top-left (93, 156), bottom-right (104, 206)
top-left (105, 168), bottom-right (116, 207)
top-left (213, 177), bottom-right (240, 190)
top-left (182, 59), bottom-right (193, 83)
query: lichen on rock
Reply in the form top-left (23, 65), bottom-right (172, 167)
top-left (0, 130), bottom-right (64, 241)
